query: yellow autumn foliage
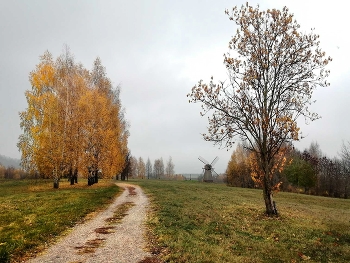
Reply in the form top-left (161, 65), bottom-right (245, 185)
top-left (18, 49), bottom-right (128, 186)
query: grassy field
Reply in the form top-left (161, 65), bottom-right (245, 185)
top-left (0, 179), bottom-right (119, 263)
top-left (133, 179), bottom-right (350, 263)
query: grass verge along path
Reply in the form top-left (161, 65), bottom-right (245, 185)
top-left (133, 180), bottom-right (350, 263)
top-left (0, 179), bottom-right (119, 263)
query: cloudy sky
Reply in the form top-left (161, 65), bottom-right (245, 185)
top-left (0, 0), bottom-right (348, 174)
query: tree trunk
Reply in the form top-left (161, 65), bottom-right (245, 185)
top-left (53, 168), bottom-right (60, 188)
top-left (262, 174), bottom-right (277, 216)
top-left (88, 177), bottom-right (92, 186)
top-left (53, 177), bottom-right (60, 189)
top-left (88, 172), bottom-right (93, 186)
top-left (94, 170), bottom-right (98, 183)
top-left (69, 168), bottom-right (74, 185)
top-left (74, 168), bottom-right (78, 183)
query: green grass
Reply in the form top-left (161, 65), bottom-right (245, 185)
top-left (0, 179), bottom-right (119, 263)
top-left (133, 179), bottom-right (350, 263)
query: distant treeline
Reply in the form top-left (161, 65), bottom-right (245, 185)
top-left (226, 142), bottom-right (350, 199)
top-left (0, 165), bottom-right (26, 179)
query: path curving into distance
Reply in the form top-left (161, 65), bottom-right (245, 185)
top-left (27, 183), bottom-right (152, 263)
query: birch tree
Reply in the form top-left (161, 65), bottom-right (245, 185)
top-left (137, 157), bottom-right (146, 179)
top-left (165, 156), bottom-right (175, 177)
top-left (18, 49), bottom-right (129, 188)
top-left (18, 51), bottom-right (64, 187)
top-left (153, 158), bottom-right (165, 179)
top-left (146, 158), bottom-right (153, 179)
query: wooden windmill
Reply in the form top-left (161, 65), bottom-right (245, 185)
top-left (198, 156), bottom-right (219, 182)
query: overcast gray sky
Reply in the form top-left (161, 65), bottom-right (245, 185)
top-left (0, 0), bottom-right (349, 174)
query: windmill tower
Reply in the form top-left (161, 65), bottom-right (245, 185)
top-left (198, 156), bottom-right (219, 182)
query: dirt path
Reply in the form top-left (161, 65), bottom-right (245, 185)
top-left (27, 183), bottom-right (151, 263)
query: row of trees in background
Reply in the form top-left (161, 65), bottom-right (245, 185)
top-left (119, 156), bottom-right (176, 180)
top-left (17, 47), bottom-right (129, 188)
top-left (0, 165), bottom-right (26, 179)
top-left (226, 142), bottom-right (350, 198)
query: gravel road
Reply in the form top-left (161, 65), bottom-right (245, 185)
top-left (27, 183), bottom-right (151, 263)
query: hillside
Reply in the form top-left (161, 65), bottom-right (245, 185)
top-left (0, 154), bottom-right (20, 168)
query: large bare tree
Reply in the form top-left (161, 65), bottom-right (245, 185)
top-left (187, 4), bottom-right (331, 215)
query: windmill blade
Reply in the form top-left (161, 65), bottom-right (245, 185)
top-left (198, 156), bottom-right (209, 165)
top-left (213, 169), bottom-right (219, 177)
top-left (211, 156), bottom-right (219, 166)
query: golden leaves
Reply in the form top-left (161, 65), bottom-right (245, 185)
top-left (18, 50), bottom-right (128, 179)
